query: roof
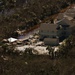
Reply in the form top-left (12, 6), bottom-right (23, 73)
top-left (66, 8), bottom-right (75, 13)
top-left (40, 23), bottom-right (58, 32)
top-left (56, 12), bottom-right (75, 21)
top-left (57, 18), bottom-right (73, 26)
top-left (64, 14), bottom-right (73, 20)
top-left (64, 13), bottom-right (75, 18)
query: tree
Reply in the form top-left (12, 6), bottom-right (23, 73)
top-left (46, 46), bottom-right (54, 59)
top-left (24, 48), bottom-right (33, 55)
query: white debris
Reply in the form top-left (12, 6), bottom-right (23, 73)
top-left (59, 42), bottom-right (63, 45)
top-left (54, 47), bottom-right (59, 52)
top-left (8, 37), bottom-right (17, 43)
top-left (29, 35), bottom-right (34, 39)
top-left (59, 40), bottom-right (66, 46)
top-left (30, 39), bottom-right (37, 43)
top-left (3, 57), bottom-right (9, 61)
top-left (33, 46), bottom-right (49, 55)
top-left (35, 42), bottom-right (44, 46)
top-left (15, 45), bottom-right (49, 55)
top-left (34, 35), bottom-right (39, 39)
top-left (15, 45), bottom-right (34, 52)
top-left (25, 62), bottom-right (28, 65)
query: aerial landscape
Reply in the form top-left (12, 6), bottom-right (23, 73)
top-left (0, 0), bottom-right (75, 75)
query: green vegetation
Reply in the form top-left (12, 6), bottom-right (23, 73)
top-left (59, 35), bottom-right (75, 58)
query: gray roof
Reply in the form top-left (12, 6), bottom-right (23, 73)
top-left (57, 18), bottom-right (73, 26)
top-left (66, 8), bottom-right (75, 13)
top-left (56, 12), bottom-right (74, 21)
top-left (57, 18), bottom-right (75, 28)
top-left (40, 23), bottom-right (58, 31)
top-left (64, 13), bottom-right (75, 18)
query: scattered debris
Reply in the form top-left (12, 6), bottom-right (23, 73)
top-left (25, 62), bottom-right (28, 65)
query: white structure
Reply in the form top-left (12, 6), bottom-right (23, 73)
top-left (8, 37), bottom-right (17, 43)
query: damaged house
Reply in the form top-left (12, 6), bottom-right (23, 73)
top-left (39, 7), bottom-right (75, 46)
top-left (39, 18), bottom-right (75, 45)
